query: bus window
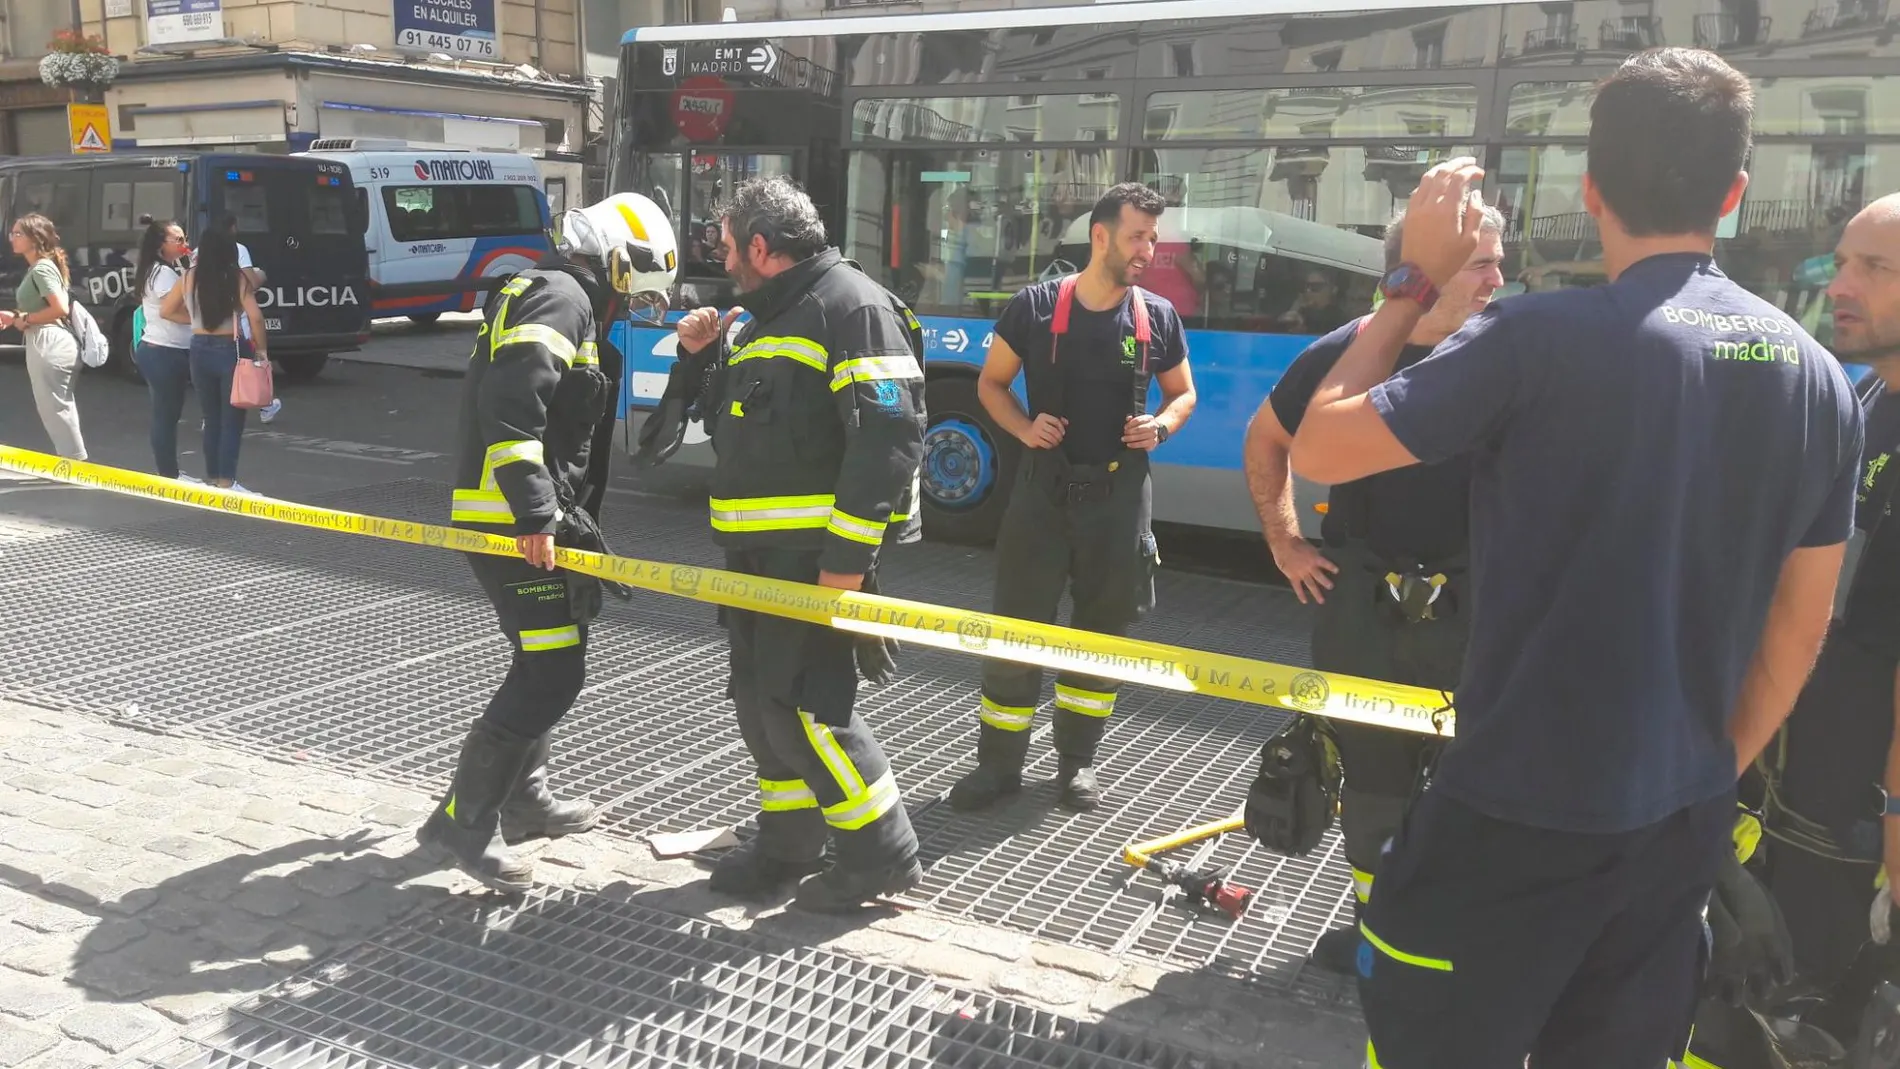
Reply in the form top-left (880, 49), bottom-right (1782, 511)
top-left (843, 148), bottom-right (1120, 318)
top-left (673, 152), bottom-right (794, 309)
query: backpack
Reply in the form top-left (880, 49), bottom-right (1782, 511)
top-left (68, 300), bottom-right (108, 368)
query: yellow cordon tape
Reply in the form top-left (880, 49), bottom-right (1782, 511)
top-left (0, 445), bottom-right (1457, 737)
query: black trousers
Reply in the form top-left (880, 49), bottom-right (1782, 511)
top-left (1307, 542), bottom-right (1465, 895)
top-left (1360, 788), bottom-right (1732, 1069)
top-left (724, 547), bottom-right (917, 872)
top-left (468, 553), bottom-right (588, 739)
top-left (977, 450), bottom-right (1157, 763)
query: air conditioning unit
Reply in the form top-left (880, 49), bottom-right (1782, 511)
top-left (306, 137), bottom-right (425, 151)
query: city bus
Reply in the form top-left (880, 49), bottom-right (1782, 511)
top-left (608, 0), bottom-right (1891, 544)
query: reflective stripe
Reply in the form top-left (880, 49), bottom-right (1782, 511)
top-left (1359, 923), bottom-right (1453, 972)
top-left (520, 625), bottom-right (581, 652)
top-left (451, 489), bottom-right (515, 525)
top-left (1054, 683), bottom-right (1116, 718)
top-left (709, 494), bottom-right (835, 533)
top-left (798, 709), bottom-right (869, 801)
top-left (481, 440), bottom-right (544, 491)
top-left (732, 336), bottom-right (828, 373)
top-left (824, 771), bottom-right (901, 831)
top-left (1351, 867), bottom-right (1374, 904)
top-left (759, 777), bottom-right (818, 813)
top-left (1365, 1041), bottom-right (1381, 1069)
top-left (830, 354), bottom-right (922, 392)
top-left (575, 341), bottom-right (599, 367)
top-left (827, 508), bottom-right (887, 546)
top-left (891, 474), bottom-right (922, 523)
top-left (499, 276), bottom-right (532, 298)
top-left (730, 401), bottom-right (745, 417)
top-left (979, 697), bottom-right (1035, 731)
top-left (494, 323), bottom-right (579, 367)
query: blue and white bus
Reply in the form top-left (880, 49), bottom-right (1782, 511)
top-left (609, 0), bottom-right (1887, 544)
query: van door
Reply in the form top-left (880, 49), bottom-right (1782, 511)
top-left (209, 159), bottom-right (368, 360)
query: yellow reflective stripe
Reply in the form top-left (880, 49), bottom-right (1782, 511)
top-left (481, 440), bottom-right (544, 490)
top-left (732, 336), bottom-right (828, 373)
top-left (499, 276), bottom-right (532, 298)
top-left (830, 354), bottom-right (922, 392)
top-left (1359, 923), bottom-right (1452, 972)
top-left (575, 341), bottom-right (599, 367)
top-left (519, 625), bottom-right (580, 652)
top-left (494, 323), bottom-right (579, 367)
top-left (1351, 867), bottom-right (1374, 904)
top-left (824, 771), bottom-right (901, 831)
top-left (1366, 1041), bottom-right (1382, 1069)
top-left (1054, 683), bottom-right (1115, 717)
top-left (730, 401), bottom-right (745, 417)
top-left (798, 709), bottom-right (868, 800)
top-left (709, 494), bottom-right (836, 533)
top-left (827, 508), bottom-right (887, 546)
top-left (1678, 1055), bottom-right (1721, 1069)
top-left (759, 778), bottom-right (818, 812)
top-left (444, 793), bottom-right (458, 820)
top-left (451, 489), bottom-right (515, 525)
top-left (980, 697), bottom-right (1035, 731)
top-left (891, 474), bottom-right (922, 523)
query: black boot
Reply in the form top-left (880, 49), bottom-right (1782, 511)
top-left (708, 839), bottom-right (825, 898)
top-left (1309, 925), bottom-right (1361, 973)
top-left (792, 857), bottom-right (924, 913)
top-left (948, 724), bottom-right (1030, 812)
top-left (1055, 757), bottom-right (1102, 811)
top-left (499, 731), bottom-right (599, 845)
top-left (416, 720), bottom-right (537, 894)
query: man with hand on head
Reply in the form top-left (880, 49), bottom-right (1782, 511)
top-left (1291, 47), bottom-right (1862, 1067)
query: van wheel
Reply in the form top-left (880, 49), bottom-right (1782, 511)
top-left (920, 376), bottom-right (1019, 546)
top-left (277, 353), bottom-right (328, 383)
top-left (408, 313), bottom-right (441, 327)
top-left (110, 314), bottom-right (144, 383)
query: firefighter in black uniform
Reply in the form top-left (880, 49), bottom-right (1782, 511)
top-left (655, 176), bottom-right (927, 911)
top-left (1240, 205), bottom-right (1504, 972)
top-left (416, 193), bottom-right (679, 893)
top-left (947, 183), bottom-right (1197, 813)
top-left (1682, 195), bottom-right (1900, 1069)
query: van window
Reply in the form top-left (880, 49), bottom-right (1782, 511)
top-left (307, 184), bottom-right (352, 236)
top-left (382, 184), bottom-right (543, 242)
top-left (223, 184), bottom-right (270, 234)
top-left (97, 177), bottom-right (179, 233)
top-left (14, 171), bottom-right (88, 235)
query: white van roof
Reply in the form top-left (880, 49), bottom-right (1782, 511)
top-left (1058, 206), bottom-right (1385, 275)
top-left (299, 142), bottom-right (544, 185)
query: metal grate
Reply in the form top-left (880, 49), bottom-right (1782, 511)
top-left (5, 479), bottom-right (1355, 996)
top-left (126, 890), bottom-right (1253, 1069)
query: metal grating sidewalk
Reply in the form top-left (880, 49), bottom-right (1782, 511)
top-left (0, 478), bottom-right (1365, 999)
top-left (125, 889), bottom-right (1254, 1069)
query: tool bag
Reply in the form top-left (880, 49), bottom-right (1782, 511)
top-left (1243, 716), bottom-right (1342, 856)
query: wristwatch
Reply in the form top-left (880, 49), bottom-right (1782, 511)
top-left (1154, 423), bottom-right (1171, 445)
top-left (1379, 263), bottom-right (1440, 312)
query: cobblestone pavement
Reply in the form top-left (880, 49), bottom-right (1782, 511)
top-left (0, 700), bottom-right (1365, 1068)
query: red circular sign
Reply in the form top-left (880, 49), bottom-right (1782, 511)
top-left (672, 76), bottom-right (735, 142)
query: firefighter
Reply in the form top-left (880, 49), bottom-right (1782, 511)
top-left (1681, 194), bottom-right (1900, 1069)
top-left (416, 192), bottom-right (678, 894)
top-left (947, 182), bottom-right (1198, 813)
top-left (668, 175), bottom-right (927, 912)
top-left (1240, 202), bottom-right (1504, 973)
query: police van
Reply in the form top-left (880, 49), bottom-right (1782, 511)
top-left (300, 140), bottom-right (553, 325)
top-left (0, 152), bottom-right (371, 382)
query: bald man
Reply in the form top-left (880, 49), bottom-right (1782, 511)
top-left (1684, 195), bottom-right (1900, 1068)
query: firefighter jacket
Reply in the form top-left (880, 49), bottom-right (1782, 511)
top-left (450, 263), bottom-right (616, 537)
top-left (692, 248), bottom-right (925, 576)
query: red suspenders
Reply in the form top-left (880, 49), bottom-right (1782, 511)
top-left (1048, 274), bottom-right (1153, 419)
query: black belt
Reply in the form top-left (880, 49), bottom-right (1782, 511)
top-left (1354, 547), bottom-right (1467, 625)
top-left (1030, 451), bottom-right (1140, 507)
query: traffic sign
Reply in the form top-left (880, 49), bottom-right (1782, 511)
top-left (68, 104), bottom-right (111, 154)
top-left (671, 76), bottom-right (734, 143)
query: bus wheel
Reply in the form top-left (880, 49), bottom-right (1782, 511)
top-left (921, 376), bottom-right (1017, 546)
top-left (276, 353), bottom-right (328, 383)
top-left (408, 313), bottom-right (441, 327)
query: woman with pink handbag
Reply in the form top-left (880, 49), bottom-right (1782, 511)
top-left (161, 223), bottom-right (269, 493)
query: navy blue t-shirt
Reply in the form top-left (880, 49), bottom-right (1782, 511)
top-left (1368, 253), bottom-right (1864, 833)
top-left (996, 281), bottom-right (1188, 465)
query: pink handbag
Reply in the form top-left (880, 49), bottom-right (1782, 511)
top-left (228, 279), bottom-right (274, 410)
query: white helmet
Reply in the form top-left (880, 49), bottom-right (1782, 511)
top-left (554, 192), bottom-right (678, 323)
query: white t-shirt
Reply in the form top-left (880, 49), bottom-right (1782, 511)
top-left (236, 243), bottom-right (255, 342)
top-left (140, 262), bottom-right (193, 350)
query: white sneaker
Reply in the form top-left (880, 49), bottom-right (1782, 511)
top-left (259, 398), bottom-right (282, 423)
top-left (177, 473), bottom-right (204, 484)
top-left (228, 482), bottom-right (257, 496)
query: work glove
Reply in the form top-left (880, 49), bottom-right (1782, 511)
top-left (634, 349), bottom-right (716, 468)
top-left (557, 505), bottom-right (632, 602)
top-left (1874, 869), bottom-right (1893, 946)
top-left (853, 570), bottom-right (901, 686)
top-left (1706, 850), bottom-right (1796, 1007)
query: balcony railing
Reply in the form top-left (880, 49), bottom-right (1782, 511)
top-left (1523, 26), bottom-right (1579, 53)
top-left (1599, 17), bottom-right (1664, 51)
top-left (1694, 13), bottom-right (1774, 48)
top-left (1803, 0), bottom-right (1890, 36)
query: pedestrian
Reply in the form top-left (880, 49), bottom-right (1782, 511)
top-left (163, 223), bottom-right (266, 492)
top-left (218, 214), bottom-right (282, 425)
top-left (1241, 202), bottom-right (1504, 974)
top-left (948, 182), bottom-right (1197, 813)
top-left (417, 192), bottom-right (677, 893)
top-left (1683, 192), bottom-right (1900, 1066)
top-left (671, 175), bottom-right (927, 911)
top-left (1, 213), bottom-right (85, 459)
top-left (1288, 47), bottom-right (1863, 1068)
top-left (134, 216), bottom-right (197, 481)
